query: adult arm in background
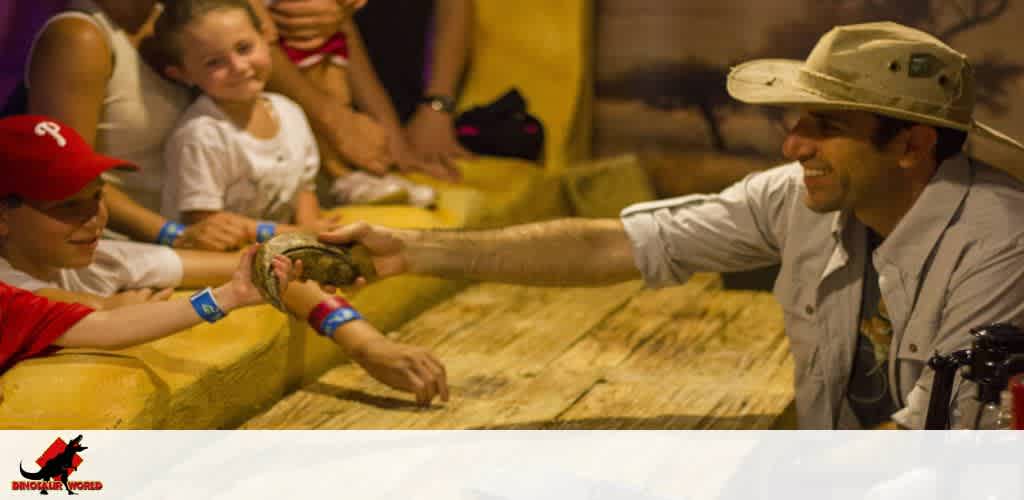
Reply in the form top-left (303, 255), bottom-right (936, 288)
top-left (263, 0), bottom-right (458, 181)
top-left (27, 16), bottom-right (249, 251)
top-left (257, 0), bottom-right (392, 175)
top-left (403, 0), bottom-right (474, 168)
top-left (341, 18), bottom-right (461, 182)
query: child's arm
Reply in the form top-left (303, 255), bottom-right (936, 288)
top-left (55, 247), bottom-right (291, 350)
top-left (292, 190), bottom-right (322, 228)
top-left (283, 279), bottom-right (449, 405)
top-left (35, 287), bottom-right (174, 311)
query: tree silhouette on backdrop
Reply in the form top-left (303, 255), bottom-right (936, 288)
top-left (597, 0), bottom-right (1023, 151)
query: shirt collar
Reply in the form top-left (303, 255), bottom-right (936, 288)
top-left (874, 153), bottom-right (971, 274)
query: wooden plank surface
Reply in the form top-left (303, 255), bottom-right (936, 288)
top-left (242, 273), bottom-right (794, 429)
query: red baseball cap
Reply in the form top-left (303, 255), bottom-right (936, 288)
top-left (0, 115), bottom-right (137, 201)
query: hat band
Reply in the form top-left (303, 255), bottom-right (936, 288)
top-left (796, 67), bottom-right (973, 125)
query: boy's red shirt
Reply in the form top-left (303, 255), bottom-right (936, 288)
top-left (0, 282), bottom-right (94, 373)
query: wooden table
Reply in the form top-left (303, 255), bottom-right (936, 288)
top-left (242, 274), bottom-right (795, 429)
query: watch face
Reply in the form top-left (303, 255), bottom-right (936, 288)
top-left (424, 95), bottom-right (455, 113)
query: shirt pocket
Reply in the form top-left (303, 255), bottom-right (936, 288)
top-left (774, 276), bottom-right (825, 381)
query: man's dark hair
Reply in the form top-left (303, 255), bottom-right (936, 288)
top-left (873, 115), bottom-right (968, 165)
top-left (152, 0), bottom-right (264, 65)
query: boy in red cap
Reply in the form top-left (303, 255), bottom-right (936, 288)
top-left (0, 114), bottom-right (295, 373)
top-left (0, 115), bottom-right (447, 404)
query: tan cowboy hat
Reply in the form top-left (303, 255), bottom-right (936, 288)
top-left (727, 21), bottom-right (1024, 151)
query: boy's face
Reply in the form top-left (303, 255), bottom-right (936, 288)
top-left (0, 179), bottom-right (108, 270)
top-left (172, 8), bottom-right (272, 103)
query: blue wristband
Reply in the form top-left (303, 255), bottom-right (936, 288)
top-left (156, 221), bottom-right (186, 247)
top-left (189, 287), bottom-right (227, 323)
top-left (256, 222), bottom-right (277, 243)
top-left (319, 307), bottom-right (363, 339)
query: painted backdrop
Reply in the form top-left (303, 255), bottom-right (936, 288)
top-left (595, 0), bottom-right (1024, 178)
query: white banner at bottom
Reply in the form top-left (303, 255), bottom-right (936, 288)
top-left (1, 431), bottom-right (1022, 499)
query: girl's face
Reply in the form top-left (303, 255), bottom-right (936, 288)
top-left (170, 8), bottom-right (271, 103)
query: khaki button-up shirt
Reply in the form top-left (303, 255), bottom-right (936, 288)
top-left (621, 155), bottom-right (1024, 428)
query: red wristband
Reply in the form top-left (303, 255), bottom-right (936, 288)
top-left (307, 296), bottom-right (352, 332)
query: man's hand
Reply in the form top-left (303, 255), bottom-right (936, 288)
top-left (351, 336), bottom-right (449, 406)
top-left (101, 287), bottom-right (174, 310)
top-left (269, 0), bottom-right (364, 48)
top-left (319, 222), bottom-right (408, 282)
top-left (404, 106), bottom-right (471, 179)
top-left (175, 212), bottom-right (251, 251)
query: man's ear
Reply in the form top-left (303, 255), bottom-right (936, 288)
top-left (898, 125), bottom-right (938, 169)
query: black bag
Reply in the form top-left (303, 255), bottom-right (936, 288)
top-left (454, 88), bottom-right (544, 162)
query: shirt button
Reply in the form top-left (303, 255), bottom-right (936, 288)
top-left (908, 344), bottom-right (919, 353)
top-left (805, 305), bottom-right (814, 315)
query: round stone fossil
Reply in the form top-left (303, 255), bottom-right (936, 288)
top-left (252, 233), bottom-right (377, 310)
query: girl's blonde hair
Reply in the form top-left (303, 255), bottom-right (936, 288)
top-left (152, 0), bottom-right (264, 65)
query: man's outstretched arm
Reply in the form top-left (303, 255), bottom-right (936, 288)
top-left (322, 218), bottom-right (642, 286)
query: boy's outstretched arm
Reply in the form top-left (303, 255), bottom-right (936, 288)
top-left (56, 247), bottom-right (291, 350)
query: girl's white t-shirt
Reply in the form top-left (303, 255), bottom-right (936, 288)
top-left (161, 92), bottom-right (320, 223)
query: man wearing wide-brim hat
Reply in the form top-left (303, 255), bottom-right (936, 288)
top-left (319, 22), bottom-right (1024, 429)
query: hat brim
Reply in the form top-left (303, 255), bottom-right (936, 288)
top-left (24, 151), bottom-right (138, 202)
top-left (726, 59), bottom-right (1024, 152)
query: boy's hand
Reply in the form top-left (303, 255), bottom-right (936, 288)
top-left (351, 337), bottom-right (449, 406)
top-left (219, 245), bottom-right (298, 309)
top-left (101, 287), bottom-right (174, 310)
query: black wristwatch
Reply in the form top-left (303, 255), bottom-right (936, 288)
top-left (420, 94), bottom-right (456, 114)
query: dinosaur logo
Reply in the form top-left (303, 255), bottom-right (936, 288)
top-left (11, 435), bottom-right (103, 495)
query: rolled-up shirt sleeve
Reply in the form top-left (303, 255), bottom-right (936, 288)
top-left (620, 164), bottom-right (794, 288)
